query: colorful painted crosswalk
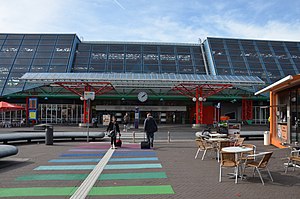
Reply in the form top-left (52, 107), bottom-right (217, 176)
top-left (1, 143), bottom-right (175, 198)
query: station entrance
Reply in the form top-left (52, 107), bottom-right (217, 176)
top-left (20, 72), bottom-right (265, 126)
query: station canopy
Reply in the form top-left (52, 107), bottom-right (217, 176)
top-left (19, 72), bottom-right (265, 99)
top-left (21, 72), bottom-right (264, 88)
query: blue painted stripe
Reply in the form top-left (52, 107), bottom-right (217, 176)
top-left (69, 149), bottom-right (107, 152)
top-left (105, 163), bottom-right (162, 170)
top-left (109, 157), bottom-right (158, 162)
top-left (60, 153), bottom-right (104, 157)
top-left (49, 159), bottom-right (101, 163)
top-left (34, 165), bottom-right (95, 170)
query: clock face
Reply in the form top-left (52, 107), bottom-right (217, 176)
top-left (138, 91), bottom-right (148, 102)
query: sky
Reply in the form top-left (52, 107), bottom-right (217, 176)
top-left (0, 0), bottom-right (299, 43)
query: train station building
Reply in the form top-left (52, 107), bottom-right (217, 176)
top-left (0, 33), bottom-right (300, 128)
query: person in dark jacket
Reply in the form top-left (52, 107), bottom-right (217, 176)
top-left (106, 116), bottom-right (121, 149)
top-left (144, 113), bottom-right (158, 148)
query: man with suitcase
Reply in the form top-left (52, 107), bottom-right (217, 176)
top-left (143, 113), bottom-right (158, 148)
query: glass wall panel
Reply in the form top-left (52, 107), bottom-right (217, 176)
top-left (144, 64), bottom-right (159, 73)
top-left (89, 63), bottom-right (106, 72)
top-left (161, 65), bottom-right (176, 73)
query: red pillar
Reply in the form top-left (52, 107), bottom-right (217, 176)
top-left (195, 86), bottom-right (203, 124)
top-left (25, 97), bottom-right (29, 125)
top-left (242, 99), bottom-right (253, 121)
top-left (83, 86), bottom-right (91, 123)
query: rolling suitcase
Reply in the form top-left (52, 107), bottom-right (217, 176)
top-left (141, 132), bottom-right (150, 149)
top-left (115, 134), bottom-right (122, 147)
top-left (141, 141), bottom-right (150, 149)
top-left (115, 138), bottom-right (122, 147)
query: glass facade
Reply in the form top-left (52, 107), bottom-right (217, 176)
top-left (72, 42), bottom-right (206, 75)
top-left (0, 34), bottom-right (80, 95)
top-left (1, 33), bottom-right (300, 98)
top-left (39, 103), bottom-right (83, 124)
top-left (205, 37), bottom-right (300, 84)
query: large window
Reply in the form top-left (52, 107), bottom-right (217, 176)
top-left (0, 34), bottom-right (77, 95)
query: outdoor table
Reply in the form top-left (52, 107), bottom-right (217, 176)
top-left (221, 146), bottom-right (253, 179)
top-left (208, 138), bottom-right (229, 142)
top-left (222, 146), bottom-right (252, 156)
top-left (209, 133), bottom-right (228, 138)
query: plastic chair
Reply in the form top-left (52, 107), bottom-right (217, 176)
top-left (219, 152), bottom-right (240, 184)
top-left (285, 149), bottom-right (300, 173)
top-left (242, 152), bottom-right (273, 185)
top-left (195, 138), bottom-right (216, 160)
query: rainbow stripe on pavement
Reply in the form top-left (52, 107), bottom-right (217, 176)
top-left (3, 143), bottom-right (175, 198)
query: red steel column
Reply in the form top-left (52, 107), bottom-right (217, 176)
top-left (195, 86), bottom-right (199, 124)
top-left (199, 87), bottom-right (203, 124)
top-left (25, 97), bottom-right (29, 125)
top-left (83, 86), bottom-right (91, 123)
top-left (195, 86), bottom-right (203, 124)
top-left (242, 98), bottom-right (253, 121)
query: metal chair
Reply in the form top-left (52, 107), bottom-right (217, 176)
top-left (234, 138), bottom-right (245, 146)
top-left (217, 140), bottom-right (231, 162)
top-left (195, 138), bottom-right (216, 160)
top-left (285, 149), bottom-right (300, 173)
top-left (242, 152), bottom-right (273, 185)
top-left (240, 144), bottom-right (256, 161)
top-left (219, 152), bottom-right (240, 184)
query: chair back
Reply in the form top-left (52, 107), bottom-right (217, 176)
top-left (195, 139), bottom-right (206, 150)
top-left (234, 138), bottom-right (245, 146)
top-left (218, 140), bottom-right (231, 150)
top-left (220, 152), bottom-right (238, 167)
top-left (242, 144), bottom-right (256, 155)
top-left (258, 152), bottom-right (273, 168)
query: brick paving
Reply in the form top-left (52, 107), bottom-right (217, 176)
top-left (0, 125), bottom-right (299, 198)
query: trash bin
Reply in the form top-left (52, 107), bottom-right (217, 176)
top-left (45, 125), bottom-right (53, 145)
top-left (264, 131), bottom-right (270, 145)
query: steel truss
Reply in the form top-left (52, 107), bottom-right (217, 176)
top-left (172, 83), bottom-right (232, 124)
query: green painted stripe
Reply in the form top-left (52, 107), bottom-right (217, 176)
top-left (99, 172), bottom-right (167, 180)
top-left (16, 174), bottom-right (88, 181)
top-left (0, 187), bottom-right (76, 197)
top-left (34, 165), bottom-right (95, 170)
top-left (89, 185), bottom-right (174, 195)
top-left (105, 163), bottom-right (162, 170)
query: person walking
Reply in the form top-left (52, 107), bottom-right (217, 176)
top-left (144, 113), bottom-right (158, 148)
top-left (123, 112), bottom-right (130, 132)
top-left (106, 116), bottom-right (121, 149)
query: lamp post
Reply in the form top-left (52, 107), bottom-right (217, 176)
top-left (192, 93), bottom-right (206, 126)
top-left (81, 91), bottom-right (95, 142)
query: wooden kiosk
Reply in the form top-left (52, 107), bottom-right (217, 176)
top-left (255, 75), bottom-right (300, 148)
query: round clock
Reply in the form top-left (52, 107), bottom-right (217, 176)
top-left (138, 91), bottom-right (148, 102)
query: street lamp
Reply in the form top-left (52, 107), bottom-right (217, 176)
top-left (81, 91), bottom-right (95, 142)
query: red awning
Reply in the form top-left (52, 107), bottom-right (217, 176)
top-left (0, 101), bottom-right (25, 111)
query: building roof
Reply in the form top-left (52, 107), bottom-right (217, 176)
top-left (255, 75), bottom-right (300, 95)
top-left (21, 72), bottom-right (264, 88)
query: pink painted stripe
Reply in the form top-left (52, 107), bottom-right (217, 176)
top-left (76, 143), bottom-right (141, 149)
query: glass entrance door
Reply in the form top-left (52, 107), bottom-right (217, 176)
top-left (290, 89), bottom-right (300, 143)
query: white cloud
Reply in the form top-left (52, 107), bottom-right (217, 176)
top-left (0, 0), bottom-right (69, 33)
top-left (0, 0), bottom-right (299, 43)
top-left (208, 15), bottom-right (300, 41)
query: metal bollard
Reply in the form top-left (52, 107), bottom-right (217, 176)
top-left (133, 131), bottom-right (135, 143)
top-left (45, 126), bottom-right (53, 145)
top-left (168, 131), bottom-right (170, 143)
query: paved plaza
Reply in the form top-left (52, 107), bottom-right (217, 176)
top-left (0, 125), bottom-right (299, 198)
